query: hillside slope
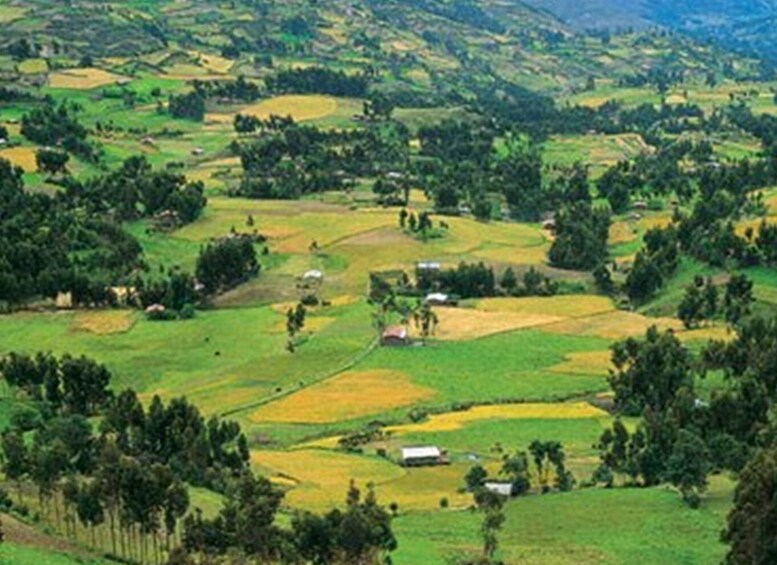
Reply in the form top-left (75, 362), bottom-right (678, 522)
top-left (525, 0), bottom-right (777, 59)
top-left (0, 0), bottom-right (761, 94)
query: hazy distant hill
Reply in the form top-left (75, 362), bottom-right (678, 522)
top-left (525, 0), bottom-right (777, 59)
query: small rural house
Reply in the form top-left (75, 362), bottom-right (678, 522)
top-left (303, 269), bottom-right (324, 282)
top-left (416, 261), bottom-right (441, 272)
top-left (55, 292), bottom-right (73, 310)
top-left (381, 326), bottom-right (409, 346)
top-left (633, 201), bottom-right (648, 211)
top-left (542, 218), bottom-right (557, 232)
top-left (425, 292), bottom-right (453, 306)
top-left (484, 482), bottom-right (514, 497)
top-left (192, 147), bottom-right (204, 156)
top-left (400, 446), bottom-right (445, 467)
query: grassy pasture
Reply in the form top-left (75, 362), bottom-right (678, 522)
top-left (542, 133), bottom-right (650, 178)
top-left (393, 476), bottom-right (733, 564)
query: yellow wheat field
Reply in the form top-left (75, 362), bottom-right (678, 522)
top-left (430, 307), bottom-right (564, 340)
top-left (251, 370), bottom-right (436, 424)
top-left (0, 147), bottom-right (37, 172)
top-left (475, 295), bottom-right (615, 319)
top-left (208, 95), bottom-right (338, 124)
top-left (253, 449), bottom-right (475, 511)
top-left (549, 350), bottom-right (613, 375)
top-left (188, 50), bottom-right (234, 73)
top-left (385, 402), bottom-right (607, 435)
top-left (49, 68), bottom-right (129, 89)
top-left (544, 310), bottom-right (683, 340)
top-left (70, 310), bottom-right (136, 335)
top-left (252, 449), bottom-right (405, 509)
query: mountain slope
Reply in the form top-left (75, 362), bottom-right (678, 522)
top-left (0, 0), bottom-right (762, 94)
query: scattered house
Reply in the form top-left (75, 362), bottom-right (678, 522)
top-left (416, 261), bottom-right (441, 273)
top-left (633, 201), bottom-right (648, 211)
top-left (542, 218), bottom-right (557, 232)
top-left (109, 286), bottom-right (137, 307)
top-left (381, 326), bottom-right (410, 346)
top-left (425, 292), bottom-right (456, 307)
top-left (55, 291), bottom-right (73, 310)
top-left (151, 209), bottom-right (180, 232)
top-left (400, 446), bottom-right (446, 467)
top-left (0, 138), bottom-right (7, 147)
top-left (629, 212), bottom-right (643, 221)
top-left (145, 304), bottom-right (166, 315)
top-left (386, 171), bottom-right (404, 181)
top-left (303, 269), bottom-right (324, 282)
top-left (192, 147), bottom-right (204, 156)
top-left (351, 114), bottom-right (366, 123)
top-left (140, 136), bottom-right (155, 146)
top-left (484, 482), bottom-right (514, 497)
top-left (694, 398), bottom-right (711, 410)
top-left (116, 78), bottom-right (132, 87)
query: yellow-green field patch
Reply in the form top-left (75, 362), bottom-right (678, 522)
top-left (475, 295), bottom-right (615, 318)
top-left (70, 310), bottom-right (137, 335)
top-left (429, 307), bottom-right (563, 340)
top-left (543, 310), bottom-right (683, 339)
top-left (0, 146), bottom-right (37, 172)
top-left (48, 68), bottom-right (128, 89)
top-left (251, 370), bottom-right (436, 424)
top-left (18, 58), bottom-right (47, 74)
top-left (208, 95), bottom-right (338, 123)
top-left (549, 350), bottom-right (612, 375)
top-left (0, 6), bottom-right (26, 23)
top-left (386, 402), bottom-right (607, 434)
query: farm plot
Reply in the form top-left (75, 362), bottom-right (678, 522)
top-left (48, 68), bottom-right (129, 89)
top-left (0, 146), bottom-right (37, 172)
top-left (207, 95), bottom-right (339, 124)
top-left (251, 369), bottom-right (436, 424)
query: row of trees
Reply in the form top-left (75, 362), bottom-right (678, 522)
top-left (0, 350), bottom-right (398, 564)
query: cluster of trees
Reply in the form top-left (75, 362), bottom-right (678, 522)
top-left (549, 202), bottom-right (611, 271)
top-left (0, 352), bottom-right (111, 418)
top-left (195, 235), bottom-right (259, 295)
top-left (168, 91), bottom-right (206, 122)
top-left (265, 67), bottom-right (370, 97)
top-left (190, 76), bottom-right (262, 103)
top-left (594, 316), bottom-right (777, 512)
top-left (67, 156), bottom-right (207, 224)
top-left (0, 351), bottom-right (253, 563)
top-left (678, 274), bottom-right (754, 328)
top-left (234, 119), bottom-right (409, 199)
top-left (21, 100), bottom-right (98, 162)
top-left (0, 158), bottom-right (143, 307)
top-left (417, 262), bottom-right (496, 299)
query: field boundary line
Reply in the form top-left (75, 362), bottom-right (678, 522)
top-left (219, 335), bottom-right (380, 418)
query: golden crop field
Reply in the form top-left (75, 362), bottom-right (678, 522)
top-left (475, 295), bottom-right (615, 319)
top-left (544, 310), bottom-right (683, 339)
top-left (0, 146), bottom-right (37, 172)
top-left (386, 402), bottom-right (607, 434)
top-left (70, 310), bottom-right (137, 335)
top-left (252, 449), bottom-right (405, 509)
top-left (251, 370), bottom-right (436, 424)
top-left (430, 307), bottom-right (564, 340)
top-left (48, 68), bottom-right (129, 89)
top-left (208, 95), bottom-right (339, 124)
top-left (549, 350), bottom-right (613, 376)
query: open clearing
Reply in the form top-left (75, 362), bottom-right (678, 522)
top-left (544, 310), bottom-right (683, 339)
top-left (475, 295), bottom-right (615, 318)
top-left (48, 68), bottom-right (128, 89)
top-left (252, 369), bottom-right (436, 424)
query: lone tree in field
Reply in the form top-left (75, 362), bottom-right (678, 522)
top-left (286, 303), bottom-right (307, 353)
top-left (414, 301), bottom-right (439, 343)
top-left (473, 488), bottom-right (505, 563)
top-left (36, 148), bottom-right (69, 175)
